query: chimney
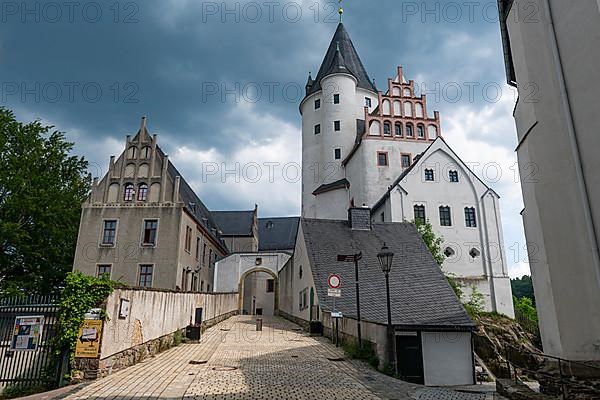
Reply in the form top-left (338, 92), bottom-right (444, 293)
top-left (348, 206), bottom-right (371, 230)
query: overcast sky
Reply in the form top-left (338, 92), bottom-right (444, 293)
top-left (0, 0), bottom-right (530, 277)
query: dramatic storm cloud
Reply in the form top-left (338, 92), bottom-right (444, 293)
top-left (0, 0), bottom-right (529, 277)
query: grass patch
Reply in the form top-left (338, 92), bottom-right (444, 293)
top-left (342, 340), bottom-right (379, 369)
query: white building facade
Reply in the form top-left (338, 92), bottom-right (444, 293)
top-left (301, 23), bottom-right (513, 316)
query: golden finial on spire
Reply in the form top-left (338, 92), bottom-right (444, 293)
top-left (338, 0), bottom-right (344, 23)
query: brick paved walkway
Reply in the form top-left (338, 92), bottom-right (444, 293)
top-left (63, 316), bottom-right (503, 400)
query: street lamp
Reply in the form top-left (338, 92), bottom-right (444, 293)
top-left (377, 243), bottom-right (396, 375)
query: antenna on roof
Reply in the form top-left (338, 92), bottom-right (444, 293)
top-left (140, 116), bottom-right (147, 132)
top-left (338, 0), bottom-right (343, 23)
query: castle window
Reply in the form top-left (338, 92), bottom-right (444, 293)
top-left (469, 248), bottom-right (481, 258)
top-left (444, 247), bottom-right (456, 258)
top-left (424, 168), bottom-right (434, 181)
top-left (415, 103), bottom-right (424, 118)
top-left (196, 237), bottom-right (201, 260)
top-left (203, 243), bottom-right (207, 265)
top-left (365, 97), bottom-right (372, 108)
top-left (333, 94), bottom-right (340, 104)
top-left (143, 219), bottom-right (158, 246)
top-left (403, 88), bottom-right (411, 97)
top-left (266, 279), bottom-right (275, 293)
top-left (141, 146), bottom-right (151, 159)
top-left (383, 122), bottom-right (391, 136)
top-left (449, 170), bottom-right (459, 183)
top-left (124, 183), bottom-right (135, 202)
top-left (401, 154), bottom-right (411, 168)
top-left (465, 207), bottom-right (477, 227)
top-left (314, 124), bottom-right (321, 135)
top-left (138, 265), bottom-right (153, 287)
top-left (101, 220), bottom-right (117, 246)
top-left (395, 122), bottom-right (402, 136)
top-left (334, 148), bottom-right (342, 160)
top-left (406, 123), bottom-right (414, 137)
top-left (97, 264), bottom-right (112, 278)
top-left (184, 226), bottom-right (192, 252)
top-left (377, 152), bottom-right (389, 166)
top-left (334, 121), bottom-right (341, 131)
top-left (383, 100), bottom-right (391, 115)
top-left (414, 205), bottom-right (426, 225)
top-left (138, 183), bottom-right (148, 201)
top-left (315, 99), bottom-right (321, 109)
top-left (439, 206), bottom-right (452, 226)
top-left (404, 102), bottom-right (413, 117)
top-left (417, 124), bottom-right (425, 138)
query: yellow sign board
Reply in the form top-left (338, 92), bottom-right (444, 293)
top-left (74, 320), bottom-right (103, 358)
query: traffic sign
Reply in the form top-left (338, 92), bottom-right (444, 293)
top-left (328, 274), bottom-right (341, 289)
top-left (331, 311), bottom-right (343, 318)
top-left (328, 288), bottom-right (341, 297)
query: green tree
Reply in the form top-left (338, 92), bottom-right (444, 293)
top-left (514, 296), bottom-right (538, 322)
top-left (0, 108), bottom-right (90, 294)
top-left (511, 275), bottom-right (536, 304)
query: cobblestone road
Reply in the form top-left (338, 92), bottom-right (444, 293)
top-left (64, 316), bottom-right (503, 400)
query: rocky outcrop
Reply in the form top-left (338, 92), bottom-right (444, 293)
top-left (496, 379), bottom-right (553, 400)
top-left (473, 314), bottom-right (543, 379)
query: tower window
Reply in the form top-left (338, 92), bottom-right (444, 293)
top-left (365, 97), bottom-right (372, 108)
top-left (377, 152), bottom-right (388, 166)
top-left (414, 205), bottom-right (426, 224)
top-left (444, 247), bottom-right (456, 258)
top-left (401, 154), bottom-right (411, 168)
top-left (469, 248), bottom-right (481, 258)
top-left (334, 121), bottom-right (341, 131)
top-left (465, 207), bottom-right (477, 227)
top-left (417, 124), bottom-right (425, 138)
top-left (334, 148), bottom-right (342, 160)
top-left (333, 94), bottom-right (340, 104)
top-left (449, 170), bottom-right (459, 182)
top-left (406, 123), bottom-right (414, 137)
top-left (425, 169), bottom-right (434, 181)
top-left (315, 99), bottom-right (321, 109)
top-left (439, 206), bottom-right (452, 227)
top-left (383, 122), bottom-right (391, 136)
top-left (314, 124), bottom-right (321, 135)
top-left (395, 122), bottom-right (402, 136)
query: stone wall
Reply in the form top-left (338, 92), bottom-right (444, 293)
top-left (74, 288), bottom-right (238, 379)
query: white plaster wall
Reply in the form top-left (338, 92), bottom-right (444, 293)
top-left (506, 0), bottom-right (600, 360)
top-left (100, 289), bottom-right (238, 359)
top-left (421, 331), bottom-right (473, 386)
top-left (214, 253), bottom-right (290, 292)
top-left (242, 271), bottom-right (275, 316)
top-left (383, 141), bottom-right (513, 316)
top-left (301, 75), bottom-right (377, 218)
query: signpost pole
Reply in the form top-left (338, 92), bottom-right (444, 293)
top-left (354, 253), bottom-right (362, 348)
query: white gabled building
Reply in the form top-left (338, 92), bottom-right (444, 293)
top-left (371, 138), bottom-right (513, 316)
top-left (300, 22), bottom-right (514, 316)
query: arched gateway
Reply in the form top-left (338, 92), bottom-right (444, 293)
top-left (238, 267), bottom-right (279, 316)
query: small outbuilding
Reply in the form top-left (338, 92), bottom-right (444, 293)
top-left (279, 207), bottom-right (476, 386)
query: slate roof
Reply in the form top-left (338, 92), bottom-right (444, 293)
top-left (301, 218), bottom-right (474, 329)
top-left (258, 217), bottom-right (300, 252)
top-left (212, 211), bottom-right (255, 236)
top-left (154, 146), bottom-right (227, 251)
top-left (306, 23), bottom-right (376, 98)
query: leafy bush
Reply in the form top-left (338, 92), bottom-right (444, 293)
top-left (53, 271), bottom-right (117, 359)
top-left (464, 285), bottom-right (485, 317)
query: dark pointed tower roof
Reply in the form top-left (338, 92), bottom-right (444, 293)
top-left (306, 23), bottom-right (376, 97)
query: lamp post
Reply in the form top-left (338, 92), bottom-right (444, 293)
top-left (337, 252), bottom-right (363, 347)
top-left (377, 243), bottom-right (396, 375)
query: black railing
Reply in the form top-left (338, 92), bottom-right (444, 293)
top-left (0, 294), bottom-right (64, 392)
top-left (505, 343), bottom-right (600, 399)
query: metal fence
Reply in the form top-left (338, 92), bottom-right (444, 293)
top-left (0, 295), bottom-right (63, 391)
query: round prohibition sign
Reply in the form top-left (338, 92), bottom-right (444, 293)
top-left (328, 274), bottom-right (341, 289)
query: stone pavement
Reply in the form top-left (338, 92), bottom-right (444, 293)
top-left (62, 316), bottom-right (504, 400)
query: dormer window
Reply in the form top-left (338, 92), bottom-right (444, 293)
top-left (124, 183), bottom-right (135, 202)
